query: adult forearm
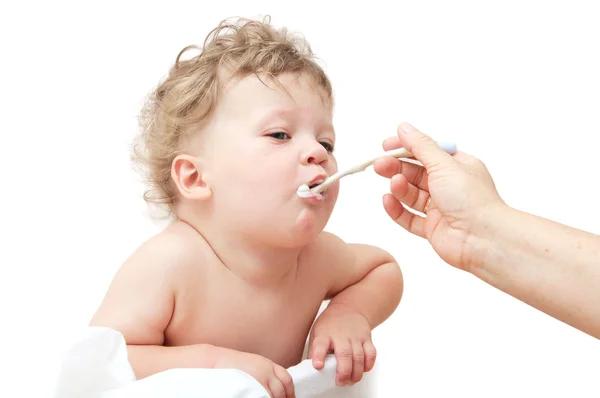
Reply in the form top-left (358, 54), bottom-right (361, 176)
top-left (127, 343), bottom-right (217, 379)
top-left (330, 262), bottom-right (403, 328)
top-left (466, 206), bottom-right (600, 338)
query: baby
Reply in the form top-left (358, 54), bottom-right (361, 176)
top-left (90, 16), bottom-right (403, 398)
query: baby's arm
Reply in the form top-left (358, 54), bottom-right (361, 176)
top-left (89, 234), bottom-right (215, 379)
top-left (307, 232), bottom-right (403, 385)
top-left (323, 232), bottom-right (403, 328)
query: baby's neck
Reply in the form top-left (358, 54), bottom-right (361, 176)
top-left (177, 218), bottom-right (303, 289)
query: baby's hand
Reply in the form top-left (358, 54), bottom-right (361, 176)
top-left (308, 303), bottom-right (376, 386)
top-left (213, 349), bottom-right (295, 398)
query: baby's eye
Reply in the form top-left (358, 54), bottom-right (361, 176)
top-left (268, 132), bottom-right (290, 140)
top-left (320, 141), bottom-right (334, 152)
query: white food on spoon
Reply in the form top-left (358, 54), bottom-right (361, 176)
top-left (296, 183), bottom-right (323, 200)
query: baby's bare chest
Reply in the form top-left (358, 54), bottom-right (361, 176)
top-left (164, 276), bottom-right (326, 367)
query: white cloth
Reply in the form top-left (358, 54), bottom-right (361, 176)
top-left (50, 327), bottom-right (374, 397)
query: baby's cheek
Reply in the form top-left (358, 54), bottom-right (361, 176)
top-left (328, 158), bottom-right (338, 174)
top-left (329, 183), bottom-right (340, 201)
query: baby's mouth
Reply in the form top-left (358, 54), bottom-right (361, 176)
top-left (296, 182), bottom-right (325, 200)
top-left (308, 177), bottom-right (326, 191)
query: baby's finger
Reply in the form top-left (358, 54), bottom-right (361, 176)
top-left (267, 376), bottom-right (286, 398)
top-left (350, 340), bottom-right (365, 384)
top-left (310, 336), bottom-right (331, 370)
top-left (363, 340), bottom-right (377, 372)
top-left (333, 338), bottom-right (353, 386)
top-left (274, 365), bottom-right (295, 398)
top-left (390, 174), bottom-right (431, 213)
top-left (382, 193), bottom-right (426, 238)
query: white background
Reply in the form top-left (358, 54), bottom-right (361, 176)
top-left (1, 1), bottom-right (599, 396)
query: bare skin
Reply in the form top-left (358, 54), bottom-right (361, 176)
top-left (90, 221), bottom-right (402, 396)
top-left (90, 72), bottom-right (403, 398)
top-left (374, 122), bottom-right (600, 339)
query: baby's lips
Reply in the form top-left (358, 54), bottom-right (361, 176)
top-left (296, 184), bottom-right (323, 200)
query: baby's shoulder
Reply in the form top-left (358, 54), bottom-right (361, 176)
top-left (299, 231), bottom-right (352, 275)
top-left (301, 231), bottom-right (349, 259)
top-left (125, 222), bottom-right (210, 281)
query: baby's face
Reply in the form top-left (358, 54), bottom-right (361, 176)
top-left (200, 72), bottom-right (339, 247)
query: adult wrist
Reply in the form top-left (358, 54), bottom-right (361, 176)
top-left (461, 203), bottom-right (513, 274)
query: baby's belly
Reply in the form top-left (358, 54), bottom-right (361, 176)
top-left (164, 296), bottom-right (322, 368)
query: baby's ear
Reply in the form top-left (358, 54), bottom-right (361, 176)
top-left (171, 154), bottom-right (212, 200)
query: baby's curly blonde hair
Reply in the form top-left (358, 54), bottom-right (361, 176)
top-left (132, 16), bottom-right (333, 218)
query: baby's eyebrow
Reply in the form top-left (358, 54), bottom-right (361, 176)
top-left (255, 107), bottom-right (335, 136)
top-left (254, 108), bottom-right (293, 128)
top-left (322, 122), bottom-right (335, 135)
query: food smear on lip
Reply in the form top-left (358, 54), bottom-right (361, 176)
top-left (296, 184), bottom-right (323, 200)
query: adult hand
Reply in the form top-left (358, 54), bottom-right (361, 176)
top-left (373, 122), bottom-right (506, 270)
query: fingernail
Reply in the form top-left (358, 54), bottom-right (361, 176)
top-left (400, 122), bottom-right (416, 134)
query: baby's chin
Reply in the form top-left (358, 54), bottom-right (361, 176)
top-left (292, 208), bottom-right (330, 237)
top-left (249, 210), bottom-right (328, 249)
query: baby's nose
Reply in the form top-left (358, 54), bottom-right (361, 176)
top-left (302, 143), bottom-right (328, 165)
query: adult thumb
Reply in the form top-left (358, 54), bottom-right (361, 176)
top-left (397, 122), bottom-right (456, 170)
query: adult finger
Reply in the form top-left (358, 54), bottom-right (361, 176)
top-left (373, 157), bottom-right (429, 191)
top-left (389, 174), bottom-right (430, 213)
top-left (382, 136), bottom-right (403, 151)
top-left (395, 123), bottom-right (455, 171)
top-left (382, 193), bottom-right (427, 238)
